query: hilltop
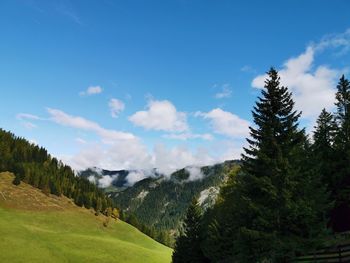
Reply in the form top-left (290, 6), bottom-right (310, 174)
top-left (0, 172), bottom-right (172, 263)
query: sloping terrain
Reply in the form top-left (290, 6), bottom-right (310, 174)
top-left (82, 160), bottom-right (240, 236)
top-left (0, 172), bottom-right (172, 263)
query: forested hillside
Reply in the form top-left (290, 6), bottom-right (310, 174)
top-left (0, 172), bottom-right (172, 263)
top-left (0, 129), bottom-right (113, 215)
top-left (80, 160), bottom-right (239, 246)
top-left (172, 69), bottom-right (350, 262)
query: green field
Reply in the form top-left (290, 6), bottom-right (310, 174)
top-left (0, 172), bottom-right (172, 263)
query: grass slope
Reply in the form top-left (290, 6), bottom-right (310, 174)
top-left (0, 172), bottom-right (172, 263)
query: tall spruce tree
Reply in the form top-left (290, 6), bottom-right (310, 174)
top-left (312, 109), bottom-right (336, 189)
top-left (204, 68), bottom-right (328, 262)
top-left (241, 68), bottom-right (329, 261)
top-left (331, 75), bottom-right (350, 232)
top-left (172, 198), bottom-right (208, 263)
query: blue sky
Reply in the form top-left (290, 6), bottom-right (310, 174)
top-left (1, 0), bottom-right (350, 174)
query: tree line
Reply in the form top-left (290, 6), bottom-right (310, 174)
top-left (120, 211), bottom-right (173, 247)
top-left (172, 69), bottom-right (350, 262)
top-left (0, 129), bottom-right (114, 215)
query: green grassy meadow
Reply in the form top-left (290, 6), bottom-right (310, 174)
top-left (0, 173), bottom-right (172, 263)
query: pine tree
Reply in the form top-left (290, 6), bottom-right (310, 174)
top-left (335, 75), bottom-right (350, 127)
top-left (312, 109), bottom-right (336, 189)
top-left (172, 198), bottom-right (207, 263)
top-left (207, 68), bottom-right (329, 262)
top-left (331, 75), bottom-right (350, 232)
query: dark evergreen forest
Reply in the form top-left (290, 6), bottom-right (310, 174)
top-left (0, 129), bottom-right (113, 214)
top-left (172, 69), bottom-right (350, 262)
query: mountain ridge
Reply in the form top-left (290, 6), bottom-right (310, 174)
top-left (80, 160), bottom-right (241, 245)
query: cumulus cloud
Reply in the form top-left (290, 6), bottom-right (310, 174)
top-left (195, 108), bottom-right (250, 138)
top-left (47, 108), bottom-right (135, 143)
top-left (79, 86), bottom-right (103, 96)
top-left (215, 84), bottom-right (232, 99)
top-left (17, 106), bottom-right (242, 186)
top-left (63, 139), bottom-right (152, 172)
top-left (252, 47), bottom-right (339, 119)
top-left (252, 29), bottom-right (350, 120)
top-left (62, 140), bottom-right (221, 178)
top-left (129, 100), bottom-right (188, 132)
top-left (152, 144), bottom-right (216, 175)
top-left (109, 98), bottom-right (125, 118)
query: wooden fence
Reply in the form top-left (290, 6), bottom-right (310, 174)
top-left (296, 243), bottom-right (350, 262)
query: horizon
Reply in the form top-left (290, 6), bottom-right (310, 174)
top-left (1, 0), bottom-right (350, 176)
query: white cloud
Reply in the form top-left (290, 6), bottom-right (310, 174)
top-left (215, 84), bottom-right (232, 99)
top-left (314, 28), bottom-right (350, 55)
top-left (16, 113), bottom-right (42, 120)
top-left (126, 171), bottom-right (148, 186)
top-left (87, 175), bottom-right (96, 184)
top-left (252, 29), bottom-right (350, 120)
top-left (215, 140), bottom-right (246, 162)
top-left (152, 144), bottom-right (216, 175)
top-left (196, 108), bottom-right (250, 138)
top-left (98, 175), bottom-right (116, 188)
top-left (63, 139), bottom-right (153, 172)
top-left (75, 137), bottom-right (87, 144)
top-left (252, 47), bottom-right (338, 119)
top-left (185, 166), bottom-right (205, 181)
top-left (24, 122), bottom-right (37, 129)
top-left (47, 108), bottom-right (135, 143)
top-left (62, 140), bottom-right (222, 179)
top-left (16, 113), bottom-right (42, 129)
top-left (241, 65), bottom-right (256, 73)
top-left (79, 86), bottom-right (103, 96)
top-left (109, 98), bottom-right (125, 118)
top-left (17, 107), bottom-right (242, 186)
top-left (129, 99), bottom-right (188, 132)
top-left (29, 139), bottom-right (38, 145)
top-left (163, 132), bottom-right (213, 141)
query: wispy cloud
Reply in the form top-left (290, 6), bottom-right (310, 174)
top-left (214, 84), bottom-right (232, 99)
top-left (16, 113), bottom-right (44, 130)
top-left (79, 86), bottom-right (103, 96)
top-left (241, 65), bottom-right (256, 73)
top-left (109, 98), bottom-right (125, 118)
top-left (16, 113), bottom-right (42, 121)
top-left (313, 28), bottom-right (350, 55)
top-left (75, 137), bottom-right (87, 144)
top-left (22, 122), bottom-right (37, 129)
top-left (47, 108), bottom-right (135, 143)
top-left (55, 0), bottom-right (83, 25)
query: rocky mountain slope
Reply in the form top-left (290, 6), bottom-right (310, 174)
top-left (80, 160), bottom-right (240, 237)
